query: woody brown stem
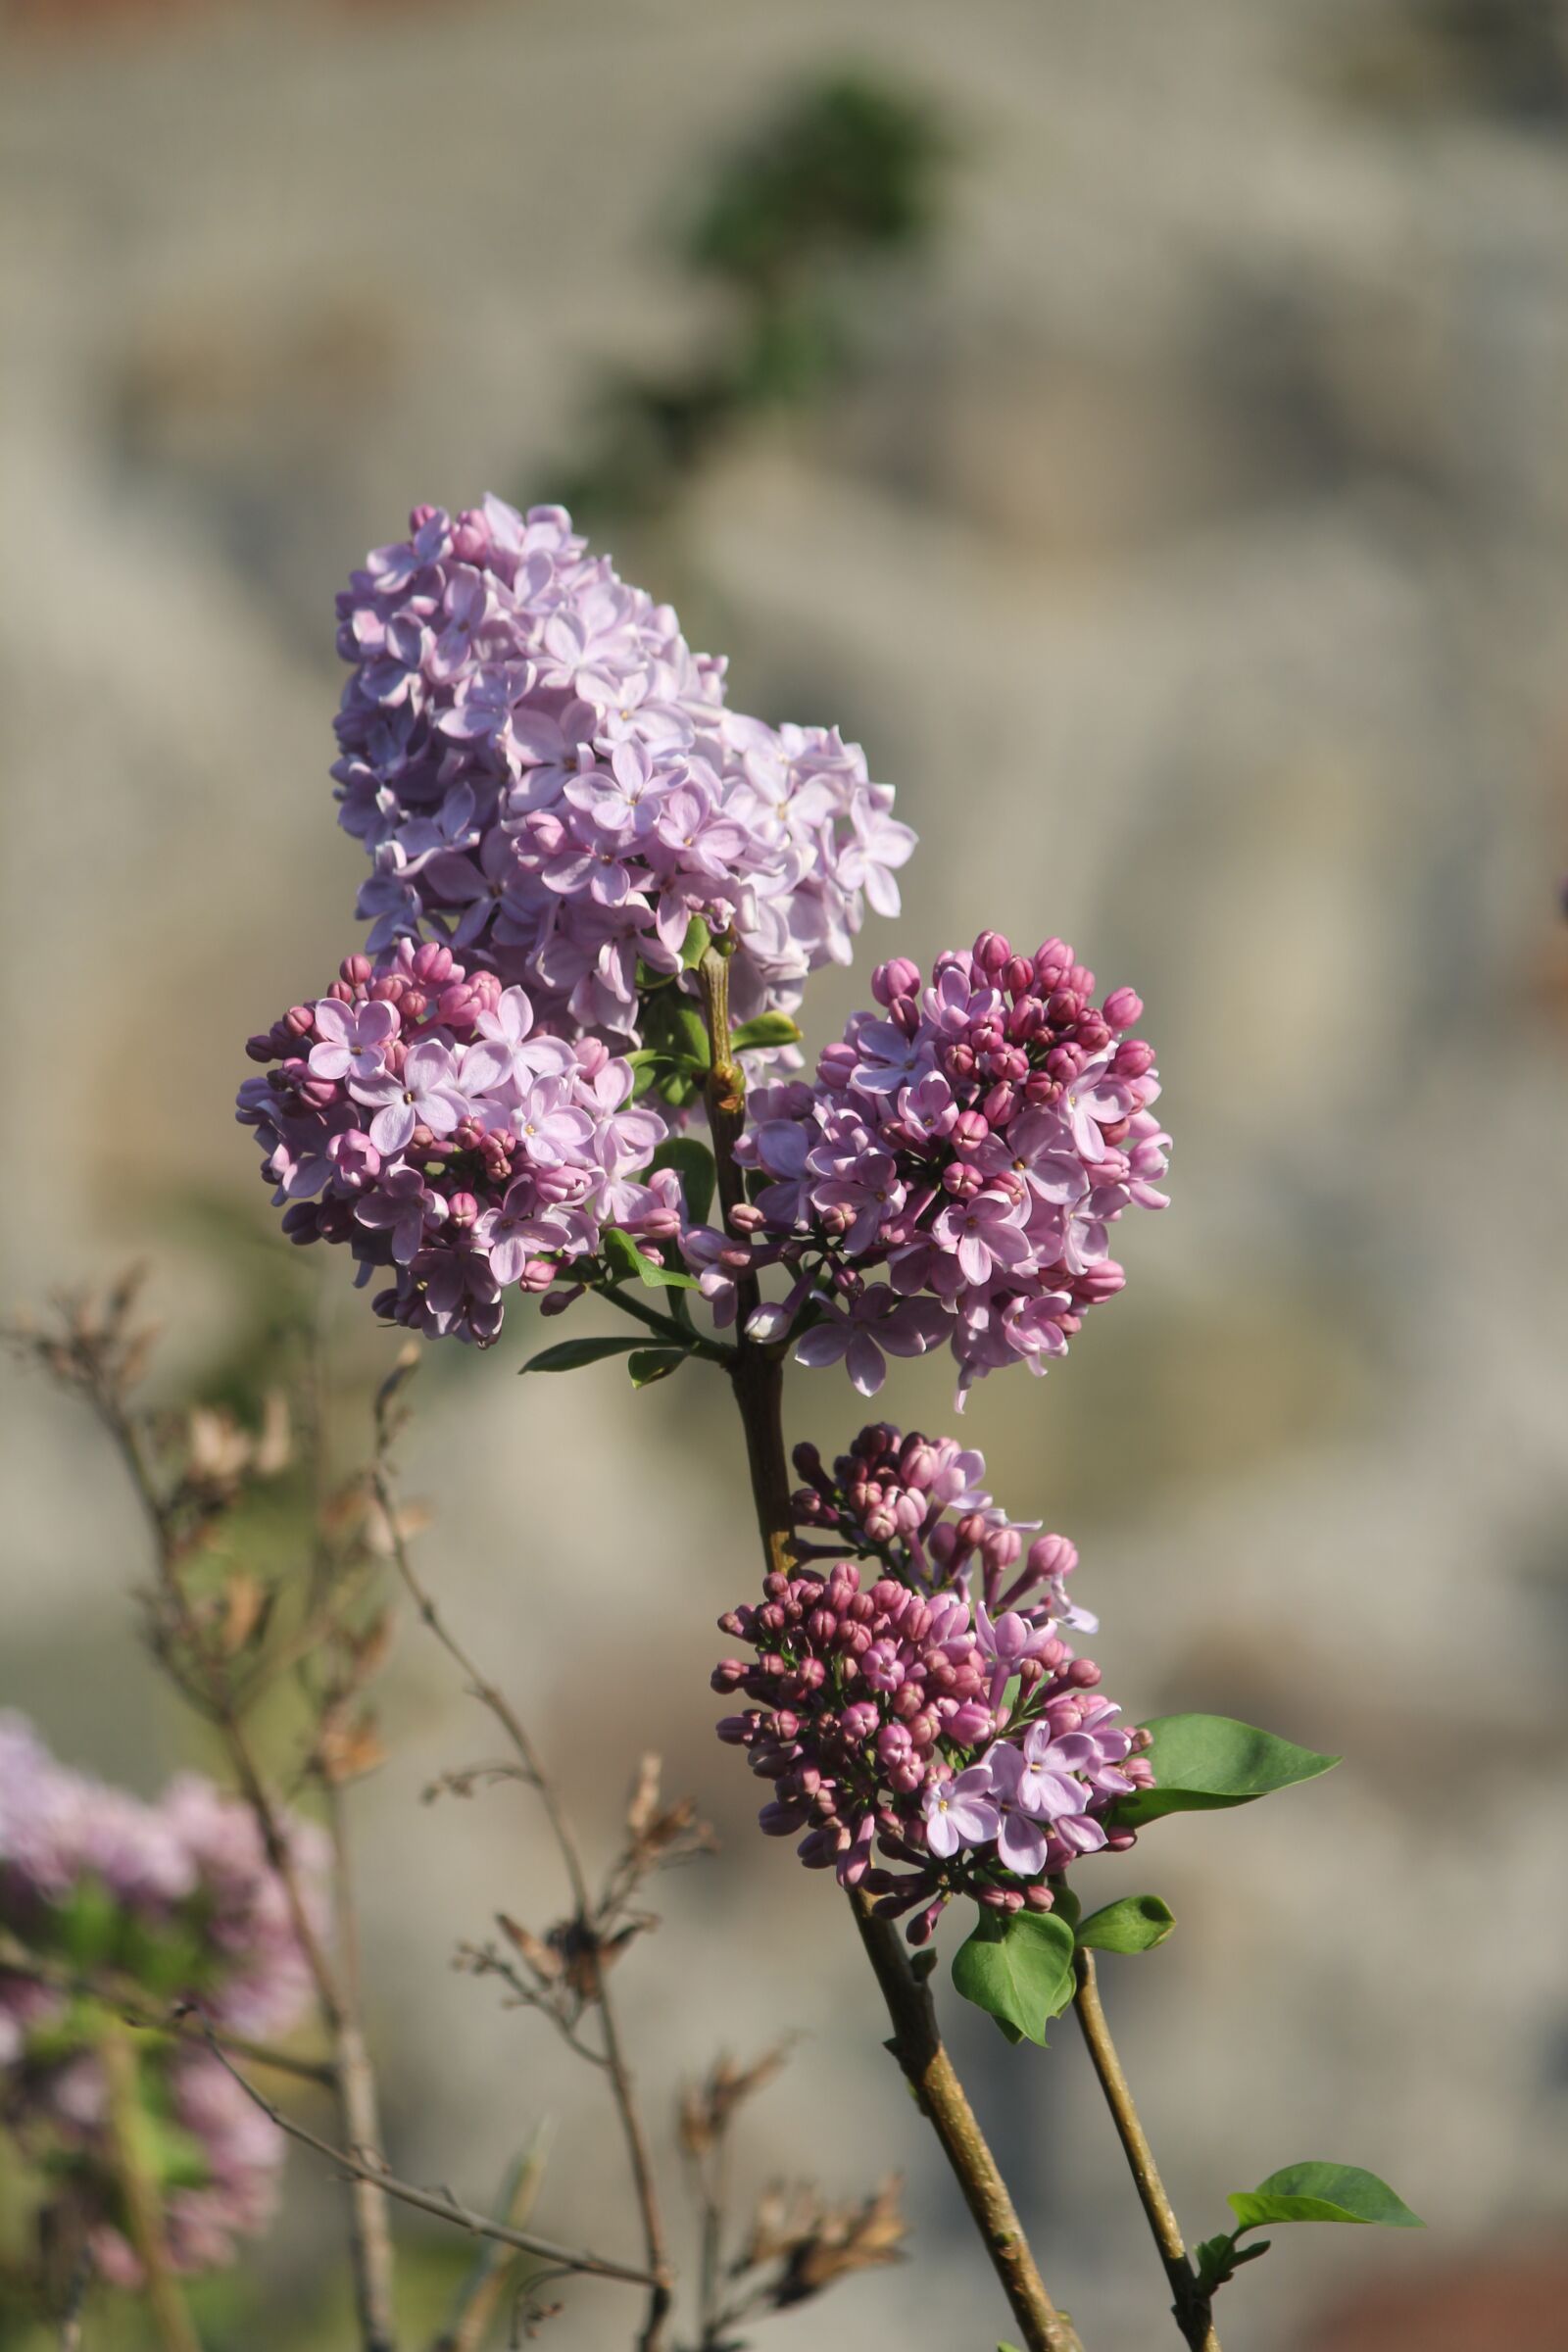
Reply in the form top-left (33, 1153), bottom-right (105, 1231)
top-left (695, 948), bottom-right (1082, 2352)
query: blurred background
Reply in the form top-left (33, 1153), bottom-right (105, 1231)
top-left (3, 0), bottom-right (1568, 2346)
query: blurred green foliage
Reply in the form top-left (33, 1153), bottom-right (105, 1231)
top-left (554, 72), bottom-right (951, 526)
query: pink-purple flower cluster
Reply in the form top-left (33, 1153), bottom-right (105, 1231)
top-left (332, 497), bottom-right (913, 1044)
top-left (789, 1422), bottom-right (1097, 1633)
top-left (0, 1715), bottom-right (326, 2284)
top-left (237, 939), bottom-right (679, 1346)
top-left (719, 931), bottom-right (1170, 1400)
top-left (711, 1434), bottom-right (1152, 1940)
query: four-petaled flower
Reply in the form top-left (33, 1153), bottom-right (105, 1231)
top-left (350, 1039), bottom-right (470, 1155)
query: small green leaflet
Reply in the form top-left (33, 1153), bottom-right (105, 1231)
top-left (518, 1336), bottom-right (644, 1376)
top-left (601, 1227), bottom-right (699, 1291)
top-left (1075, 1894), bottom-right (1175, 1953)
top-left (626, 1348), bottom-right (689, 1388)
top-left (729, 1011), bottom-right (803, 1053)
top-left (1111, 1714), bottom-right (1338, 1830)
top-left (951, 1909), bottom-right (1075, 2046)
top-left (1228, 2163), bottom-right (1423, 2233)
top-left (649, 1138), bottom-right (716, 1229)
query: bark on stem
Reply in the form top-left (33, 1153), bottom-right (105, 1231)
top-left (694, 947), bottom-right (1082, 2352)
top-left (1071, 1950), bottom-right (1218, 2352)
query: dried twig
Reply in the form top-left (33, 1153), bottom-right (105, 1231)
top-left (10, 1282), bottom-right (400, 2352)
top-left (200, 2032), bottom-right (657, 2287)
top-left (371, 1365), bottom-right (678, 2349)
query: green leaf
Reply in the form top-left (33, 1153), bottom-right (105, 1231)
top-left (729, 1011), bottom-right (803, 1053)
top-left (50, 1879), bottom-right (120, 1971)
top-left (1228, 2164), bottom-right (1423, 2234)
top-left (602, 1227), bottom-right (699, 1291)
top-left (518, 1336), bottom-right (644, 1376)
top-left (642, 990), bottom-right (711, 1071)
top-left (650, 1138), bottom-right (716, 1228)
top-left (680, 915), bottom-right (713, 969)
top-left (1193, 2231), bottom-right (1271, 2294)
top-left (1112, 1715), bottom-right (1338, 1830)
top-left (1075, 1894), bottom-right (1175, 1954)
top-left (951, 1909), bottom-right (1075, 2047)
top-left (627, 1348), bottom-right (690, 1388)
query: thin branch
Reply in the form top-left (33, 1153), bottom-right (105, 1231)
top-left (693, 948), bottom-right (1083, 2352)
top-left (58, 2249), bottom-right (91, 2352)
top-left (101, 2027), bottom-right (203, 2352)
top-left (370, 1457), bottom-right (675, 2348)
top-left (596, 1282), bottom-right (733, 1362)
top-left (326, 1779), bottom-right (400, 2352)
top-left (67, 1329), bottom-right (397, 2351)
top-left (0, 1935), bottom-right (335, 2086)
top-left (201, 2033), bottom-right (657, 2288)
top-left (1071, 1950), bottom-right (1218, 2352)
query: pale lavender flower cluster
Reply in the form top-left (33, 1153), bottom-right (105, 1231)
top-left (332, 497), bottom-right (913, 1042)
top-left (711, 1489), bottom-right (1152, 1939)
top-left (0, 1716), bottom-right (326, 2284)
top-left (719, 932), bottom-right (1170, 1400)
top-left (237, 940), bottom-right (679, 1346)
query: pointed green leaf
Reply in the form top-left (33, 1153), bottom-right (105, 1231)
top-left (626, 1348), bottom-right (690, 1388)
top-left (649, 1138), bottom-right (716, 1229)
top-left (1111, 1715), bottom-right (1338, 1829)
top-left (951, 1909), bottom-right (1075, 2047)
top-left (730, 1012), bottom-right (803, 1053)
top-left (602, 1227), bottom-right (699, 1291)
top-left (1228, 2164), bottom-right (1423, 2233)
top-left (1075, 1894), bottom-right (1175, 1954)
top-left (518, 1337), bottom-right (643, 1376)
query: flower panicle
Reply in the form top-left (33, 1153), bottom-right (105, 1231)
top-left (701, 930), bottom-right (1169, 1403)
top-left (710, 1432), bottom-right (1152, 1942)
top-left (236, 940), bottom-right (677, 1347)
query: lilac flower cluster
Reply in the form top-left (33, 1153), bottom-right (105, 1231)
top-left (237, 940), bottom-right (679, 1345)
top-left (711, 1435), bottom-right (1152, 1939)
top-left (0, 1716), bottom-right (326, 2284)
top-left (789, 1422), bottom-right (1097, 1634)
top-left (720, 931), bottom-right (1170, 1400)
top-left (332, 497), bottom-right (913, 1042)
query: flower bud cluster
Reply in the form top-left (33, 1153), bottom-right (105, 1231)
top-left (0, 1715), bottom-right (327, 2284)
top-left (332, 498), bottom-right (913, 1044)
top-left (789, 1422), bottom-right (1096, 1631)
top-left (236, 940), bottom-right (678, 1346)
top-left (721, 933), bottom-right (1170, 1400)
top-left (711, 1457), bottom-right (1152, 1940)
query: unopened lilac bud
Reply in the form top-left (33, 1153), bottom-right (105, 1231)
top-left (1075, 1260), bottom-right (1125, 1305)
top-left (973, 929), bottom-right (1011, 978)
top-left (1103, 986), bottom-right (1143, 1030)
top-left (1029, 1533), bottom-right (1078, 1583)
top-left (871, 956), bottom-right (922, 1006)
top-left (728, 1200), bottom-right (764, 1233)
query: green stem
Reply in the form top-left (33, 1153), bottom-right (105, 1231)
top-left (1071, 1949), bottom-right (1218, 2351)
top-left (101, 2029), bottom-right (203, 2352)
top-left (596, 1281), bottom-right (732, 1362)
